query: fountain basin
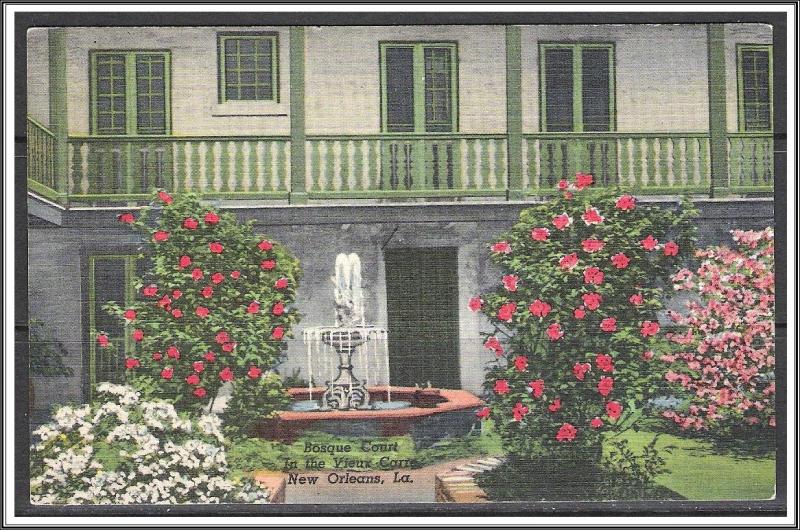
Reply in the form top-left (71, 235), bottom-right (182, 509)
top-left (255, 386), bottom-right (483, 447)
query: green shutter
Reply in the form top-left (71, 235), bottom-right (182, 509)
top-left (737, 44), bottom-right (773, 132)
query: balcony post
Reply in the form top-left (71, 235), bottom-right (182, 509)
top-left (505, 25), bottom-right (524, 201)
top-left (48, 28), bottom-right (69, 199)
top-left (707, 23), bottom-right (728, 197)
top-left (289, 26), bottom-right (308, 204)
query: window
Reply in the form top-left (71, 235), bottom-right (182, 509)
top-left (218, 33), bottom-right (279, 102)
top-left (539, 43), bottom-right (615, 132)
top-left (90, 51), bottom-right (171, 135)
top-left (380, 42), bottom-right (458, 133)
top-left (737, 44), bottom-right (773, 131)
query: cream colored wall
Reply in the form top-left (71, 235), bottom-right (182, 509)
top-left (724, 23), bottom-right (773, 133)
top-left (64, 26), bottom-right (291, 136)
top-left (27, 28), bottom-right (50, 127)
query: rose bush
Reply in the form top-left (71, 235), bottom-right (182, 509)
top-left (471, 173), bottom-right (696, 466)
top-left (660, 228), bottom-right (775, 435)
top-left (30, 383), bottom-right (271, 504)
top-left (98, 191), bottom-right (299, 433)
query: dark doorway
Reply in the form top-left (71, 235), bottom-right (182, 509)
top-left (384, 247), bottom-right (461, 389)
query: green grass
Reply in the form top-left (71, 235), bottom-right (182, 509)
top-left (611, 430), bottom-right (776, 501)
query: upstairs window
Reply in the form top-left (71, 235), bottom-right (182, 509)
top-left (737, 44), bottom-right (773, 131)
top-left (380, 42), bottom-right (458, 133)
top-left (218, 32), bottom-right (279, 102)
top-left (540, 43), bottom-right (615, 132)
top-left (90, 51), bottom-right (171, 135)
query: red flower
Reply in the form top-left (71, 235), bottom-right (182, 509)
top-left (598, 376), bottom-right (614, 397)
top-left (211, 272), bottom-right (225, 285)
top-left (142, 284), bottom-right (158, 297)
top-left (161, 367), bottom-right (173, 380)
top-left (493, 379), bottom-right (510, 395)
top-left (582, 238), bottom-right (605, 253)
top-left (275, 277), bottom-right (289, 289)
top-left (258, 240), bottom-right (274, 252)
top-left (502, 274), bottom-right (519, 292)
top-left (552, 213), bottom-right (572, 231)
top-left (512, 402), bottom-right (529, 422)
top-left (629, 293), bottom-right (644, 306)
top-left (583, 267), bottom-right (605, 285)
top-left (157, 190), bottom-right (173, 204)
top-left (193, 387), bottom-right (207, 398)
top-left (190, 268), bottom-right (204, 281)
top-left (171, 308), bottom-right (183, 318)
top-left (222, 342), bottom-right (237, 353)
top-left (575, 172), bottom-right (594, 190)
top-left (201, 286), bottom-right (214, 298)
top-left (572, 362), bottom-right (591, 381)
top-left (497, 302), bottom-right (517, 323)
top-left (209, 241), bottom-right (224, 254)
top-left (230, 270), bottom-right (241, 279)
top-left (590, 417), bottom-right (604, 429)
top-left (476, 407), bottom-right (491, 420)
top-left (178, 255), bottom-right (192, 269)
top-left (582, 207), bottom-right (604, 225)
top-left (558, 179), bottom-right (570, 190)
top-left (641, 350), bottom-right (654, 361)
top-left (261, 259), bottom-right (276, 270)
top-left (531, 227), bottom-right (550, 241)
top-left (172, 289), bottom-right (183, 299)
top-left (490, 241), bottom-right (512, 254)
top-left (153, 230), bottom-right (170, 242)
top-left (125, 358), bottom-right (140, 370)
top-left (529, 299), bottom-right (551, 318)
top-left (132, 329), bottom-right (144, 342)
top-left (582, 292), bottom-right (602, 311)
top-left (204, 211), bottom-right (220, 225)
top-left (548, 398), bottom-right (562, 413)
top-left (468, 296), bottom-right (484, 312)
top-left (247, 366), bottom-right (262, 379)
top-left (186, 373), bottom-right (200, 385)
top-left (195, 306), bottom-right (210, 318)
top-left (123, 309), bottom-right (137, 321)
top-left (247, 301), bottom-right (261, 314)
top-left (600, 318), bottom-right (617, 333)
top-left (117, 212), bottom-right (135, 224)
top-left (215, 331), bottom-right (230, 344)
top-left (219, 366), bottom-right (234, 382)
top-left (484, 336), bottom-right (504, 356)
top-left (529, 379), bottom-right (545, 398)
top-left (271, 302), bottom-right (285, 316)
top-left (546, 323), bottom-right (563, 341)
top-left (556, 423), bottom-right (577, 442)
top-left (271, 326), bottom-right (285, 340)
top-left (152, 351), bottom-right (163, 361)
top-left (663, 241), bottom-right (679, 256)
top-left (158, 295), bottom-right (171, 309)
top-left (606, 401), bottom-right (623, 420)
top-left (574, 307), bottom-right (586, 319)
top-left (559, 253), bottom-right (579, 271)
top-left (640, 320), bottom-right (660, 337)
top-left (615, 194), bottom-right (636, 211)
top-left (595, 354), bottom-right (614, 372)
top-left (204, 351), bottom-right (216, 362)
top-left (166, 346), bottom-right (180, 359)
top-left (193, 361), bottom-right (205, 373)
top-left (640, 235), bottom-right (659, 251)
top-left (513, 355), bottom-right (528, 372)
top-left (183, 217), bottom-right (199, 230)
top-left (610, 253), bottom-right (630, 269)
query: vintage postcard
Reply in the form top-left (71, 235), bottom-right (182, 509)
top-left (16, 7), bottom-right (788, 521)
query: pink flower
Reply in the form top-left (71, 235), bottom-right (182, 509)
top-left (557, 179), bottom-right (570, 191)
top-left (529, 379), bottom-right (545, 398)
top-left (191, 268), bottom-right (204, 281)
top-left (640, 235), bottom-right (659, 251)
top-left (260, 259), bottom-right (276, 270)
top-left (123, 309), bottom-right (137, 321)
top-left (583, 267), bottom-right (605, 285)
top-left (559, 253), bottom-right (579, 271)
top-left (575, 172), bottom-right (594, 190)
top-left (590, 417), bottom-right (604, 429)
top-left (172, 289), bottom-right (182, 299)
top-left (615, 194), bottom-right (636, 211)
top-left (118, 212), bottom-right (136, 224)
top-left (574, 307), bottom-right (586, 319)
top-left (272, 302), bottom-right (285, 316)
top-left (160, 367), bottom-right (173, 380)
top-left (186, 373), bottom-right (200, 386)
top-left (247, 366), bottom-right (262, 379)
top-left (629, 293), bottom-right (644, 306)
top-left (247, 301), bottom-right (260, 314)
top-left (663, 241), bottom-right (679, 256)
top-left (641, 320), bottom-right (660, 337)
top-left (598, 376), bottom-right (614, 397)
top-left (230, 270), bottom-right (241, 279)
top-left (484, 336), bottom-right (504, 356)
top-left (204, 351), bottom-right (216, 362)
top-left (157, 190), bottom-right (173, 204)
top-left (582, 207), bottom-right (604, 225)
top-left (641, 350), bottom-right (654, 361)
top-left (132, 329), bottom-right (144, 342)
top-left (513, 355), bottom-right (529, 372)
top-left (142, 284), bottom-right (158, 297)
top-left (502, 274), bottom-right (519, 292)
top-left (195, 306), bottom-right (210, 318)
top-left (192, 361), bottom-right (205, 373)
top-left (201, 286), bottom-right (214, 298)
top-left (548, 398), bottom-right (562, 413)
top-left (582, 239), bottom-right (605, 253)
top-left (193, 387), bottom-right (207, 398)
top-left (468, 296), bottom-right (484, 312)
top-left (271, 326), bottom-right (285, 340)
top-left (573, 362), bottom-right (591, 381)
top-left (153, 230), bottom-right (170, 242)
top-left (183, 217), bottom-right (199, 230)
top-left (497, 302), bottom-right (517, 323)
top-left (595, 354), bottom-right (614, 372)
top-left (166, 346), bottom-right (180, 359)
top-left (491, 241), bottom-right (512, 254)
top-left (171, 308), bottom-right (183, 318)
top-left (610, 253), bottom-right (630, 269)
top-left (546, 323), bottom-right (563, 341)
top-left (209, 241), bottom-right (224, 254)
top-left (204, 211), bottom-right (220, 225)
top-left (600, 318), bottom-right (617, 332)
top-left (258, 240), bottom-right (274, 252)
top-left (606, 401), bottom-right (623, 420)
top-left (512, 402), bottom-right (529, 422)
top-left (582, 292), bottom-right (602, 311)
top-left (152, 351), bottom-right (163, 361)
top-left (275, 278), bottom-right (289, 289)
top-left (552, 213), bottom-right (573, 231)
top-left (555, 423), bottom-right (577, 442)
top-left (178, 255), bottom-right (192, 269)
top-left (529, 299), bottom-right (552, 318)
top-left (211, 272), bottom-right (225, 285)
top-left (125, 357), bottom-right (140, 370)
top-left (494, 379), bottom-right (510, 395)
top-left (476, 407), bottom-right (491, 420)
top-left (215, 331), bottom-right (230, 345)
top-left (222, 342), bottom-right (237, 353)
top-left (219, 366), bottom-right (234, 382)
top-left (531, 227), bottom-right (550, 241)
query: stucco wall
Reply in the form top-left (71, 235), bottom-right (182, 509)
top-left (26, 28), bottom-right (50, 127)
top-left (724, 23), bottom-right (774, 133)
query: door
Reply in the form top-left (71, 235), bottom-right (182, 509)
top-left (384, 248), bottom-right (461, 389)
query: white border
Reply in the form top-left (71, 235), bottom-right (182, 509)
top-left (4, 3), bottom-right (796, 527)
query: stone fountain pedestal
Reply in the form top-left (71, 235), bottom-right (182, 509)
top-left (319, 328), bottom-right (371, 411)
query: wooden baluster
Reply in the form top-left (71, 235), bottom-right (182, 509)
top-left (764, 139), bottom-right (772, 184)
top-left (140, 148), bottom-right (149, 192)
top-left (546, 143), bottom-right (556, 187)
top-left (446, 143), bottom-right (454, 189)
top-left (560, 142), bottom-right (569, 182)
top-left (750, 141), bottom-right (758, 187)
top-left (403, 143), bottom-right (413, 189)
top-left (601, 142), bottom-right (609, 186)
top-left (588, 142), bottom-right (596, 179)
top-left (431, 143), bottom-right (440, 189)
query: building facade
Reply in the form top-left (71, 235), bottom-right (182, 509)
top-left (26, 24), bottom-right (775, 411)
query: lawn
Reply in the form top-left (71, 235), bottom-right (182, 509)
top-left (613, 430), bottom-right (776, 501)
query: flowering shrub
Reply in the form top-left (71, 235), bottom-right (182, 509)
top-left (100, 191), bottom-right (299, 426)
top-left (661, 228), bottom-right (775, 433)
top-left (30, 383), bottom-right (271, 504)
top-left (472, 173), bottom-right (695, 464)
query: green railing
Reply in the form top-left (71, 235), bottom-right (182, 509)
top-left (305, 134), bottom-right (508, 198)
top-left (26, 117), bottom-right (58, 198)
top-left (523, 133), bottom-right (713, 194)
top-left (727, 133), bottom-right (774, 192)
top-left (66, 136), bottom-right (291, 201)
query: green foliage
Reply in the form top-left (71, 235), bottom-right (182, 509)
top-left (600, 435), bottom-right (671, 498)
top-left (220, 371), bottom-right (289, 440)
top-left (29, 319), bottom-right (73, 378)
top-left (282, 367), bottom-right (312, 388)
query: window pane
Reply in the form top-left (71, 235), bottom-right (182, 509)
top-left (424, 47), bottom-right (453, 133)
top-left (94, 54), bottom-right (126, 134)
top-left (221, 36), bottom-right (274, 101)
top-left (741, 49), bottom-right (771, 131)
top-left (544, 48), bottom-right (574, 132)
top-left (384, 47), bottom-right (415, 132)
top-left (581, 48), bottom-right (611, 132)
top-left (135, 55), bottom-right (167, 134)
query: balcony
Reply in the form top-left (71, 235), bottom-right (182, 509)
top-left (27, 117), bottom-right (774, 207)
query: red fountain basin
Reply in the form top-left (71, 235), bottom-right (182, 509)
top-left (254, 386), bottom-right (483, 445)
